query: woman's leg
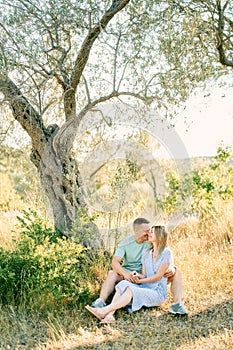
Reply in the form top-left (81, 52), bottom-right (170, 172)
top-left (99, 289), bottom-right (120, 323)
top-left (86, 287), bottom-right (133, 320)
top-left (100, 287), bottom-right (125, 322)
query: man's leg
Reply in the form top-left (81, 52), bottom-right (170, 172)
top-left (169, 268), bottom-right (183, 303)
top-left (91, 270), bottom-right (123, 307)
top-left (100, 270), bottom-right (123, 302)
top-left (169, 269), bottom-right (187, 315)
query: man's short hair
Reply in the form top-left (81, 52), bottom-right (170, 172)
top-left (133, 217), bottom-right (150, 227)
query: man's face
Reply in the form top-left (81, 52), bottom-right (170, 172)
top-left (135, 223), bottom-right (150, 243)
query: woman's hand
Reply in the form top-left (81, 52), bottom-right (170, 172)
top-left (134, 276), bottom-right (142, 284)
top-left (130, 271), bottom-right (146, 284)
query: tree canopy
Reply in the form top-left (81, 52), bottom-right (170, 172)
top-left (0, 0), bottom-right (232, 241)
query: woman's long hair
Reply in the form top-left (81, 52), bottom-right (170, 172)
top-left (151, 225), bottom-right (168, 260)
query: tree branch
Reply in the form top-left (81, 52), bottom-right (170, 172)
top-left (113, 32), bottom-right (122, 91)
top-left (52, 89), bottom-right (156, 156)
top-left (0, 76), bottom-right (47, 156)
top-left (62, 0), bottom-right (130, 120)
top-left (70, 0), bottom-right (130, 90)
top-left (82, 74), bottom-right (91, 104)
top-left (216, 0), bottom-right (233, 67)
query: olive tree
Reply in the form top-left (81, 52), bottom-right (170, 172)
top-left (167, 0), bottom-right (233, 69)
top-left (0, 0), bottom-right (231, 245)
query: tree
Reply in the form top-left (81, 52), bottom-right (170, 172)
top-left (168, 0), bottom-right (233, 69)
top-left (0, 0), bottom-right (232, 245)
top-left (0, 0), bottom-right (135, 242)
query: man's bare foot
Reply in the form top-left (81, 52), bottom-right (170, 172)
top-left (85, 305), bottom-right (106, 320)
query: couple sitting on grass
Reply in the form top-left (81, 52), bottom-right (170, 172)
top-left (86, 217), bottom-right (187, 324)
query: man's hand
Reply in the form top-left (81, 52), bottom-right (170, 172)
top-left (163, 265), bottom-right (176, 278)
top-left (123, 271), bottom-right (139, 283)
top-left (129, 271), bottom-right (142, 284)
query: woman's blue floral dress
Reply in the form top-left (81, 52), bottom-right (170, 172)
top-left (115, 247), bottom-right (173, 312)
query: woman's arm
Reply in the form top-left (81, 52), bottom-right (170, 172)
top-left (136, 262), bottom-right (170, 284)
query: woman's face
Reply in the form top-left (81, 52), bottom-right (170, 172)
top-left (148, 227), bottom-right (157, 243)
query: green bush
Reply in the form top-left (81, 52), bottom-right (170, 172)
top-left (0, 210), bottom-right (92, 308)
top-left (161, 145), bottom-right (233, 215)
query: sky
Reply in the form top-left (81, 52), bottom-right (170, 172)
top-left (174, 85), bottom-right (233, 158)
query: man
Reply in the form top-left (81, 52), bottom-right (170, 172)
top-left (91, 217), bottom-right (187, 315)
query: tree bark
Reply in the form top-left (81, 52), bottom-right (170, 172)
top-left (0, 77), bottom-right (101, 247)
top-left (36, 129), bottom-right (102, 247)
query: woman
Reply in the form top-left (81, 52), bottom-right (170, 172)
top-left (86, 225), bottom-right (173, 323)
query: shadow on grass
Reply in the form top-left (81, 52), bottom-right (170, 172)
top-left (75, 299), bottom-right (233, 350)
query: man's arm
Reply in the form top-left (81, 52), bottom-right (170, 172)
top-left (111, 256), bottom-right (138, 283)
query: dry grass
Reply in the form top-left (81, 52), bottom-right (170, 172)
top-left (0, 233), bottom-right (232, 350)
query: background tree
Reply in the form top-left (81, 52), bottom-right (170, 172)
top-left (0, 0), bottom-right (232, 245)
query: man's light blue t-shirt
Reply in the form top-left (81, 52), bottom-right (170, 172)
top-left (114, 235), bottom-right (151, 272)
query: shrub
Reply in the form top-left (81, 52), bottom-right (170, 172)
top-left (0, 210), bottom-right (93, 309)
